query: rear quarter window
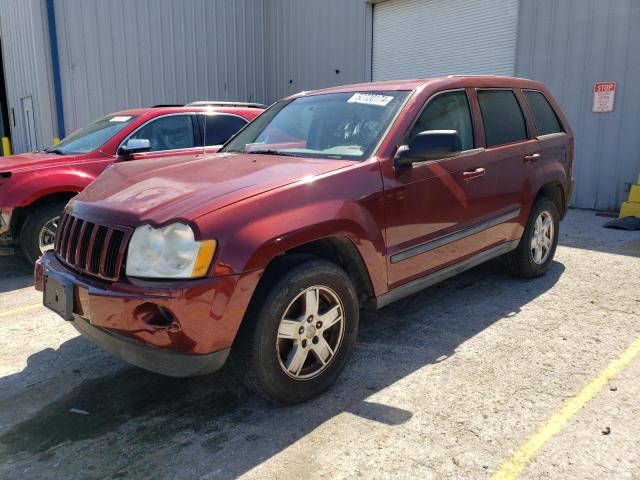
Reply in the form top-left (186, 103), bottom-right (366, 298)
top-left (477, 89), bottom-right (528, 147)
top-left (523, 90), bottom-right (563, 136)
top-left (204, 114), bottom-right (248, 145)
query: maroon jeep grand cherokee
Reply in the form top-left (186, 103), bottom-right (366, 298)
top-left (36, 76), bottom-right (574, 404)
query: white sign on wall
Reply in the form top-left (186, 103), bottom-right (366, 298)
top-left (592, 81), bottom-right (616, 112)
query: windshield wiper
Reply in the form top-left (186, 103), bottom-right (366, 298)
top-left (247, 149), bottom-right (298, 157)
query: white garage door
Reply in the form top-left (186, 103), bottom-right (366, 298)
top-left (372, 0), bottom-right (520, 81)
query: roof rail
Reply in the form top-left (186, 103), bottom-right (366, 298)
top-left (151, 103), bottom-right (185, 107)
top-left (186, 101), bottom-right (267, 109)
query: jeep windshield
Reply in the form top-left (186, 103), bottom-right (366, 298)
top-left (221, 91), bottom-right (409, 160)
top-left (45, 114), bottom-right (138, 155)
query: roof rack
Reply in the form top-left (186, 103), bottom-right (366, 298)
top-left (186, 101), bottom-right (267, 109)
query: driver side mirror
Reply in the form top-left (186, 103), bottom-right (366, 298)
top-left (395, 130), bottom-right (462, 168)
top-left (117, 138), bottom-right (151, 158)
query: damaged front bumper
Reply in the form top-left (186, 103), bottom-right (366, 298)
top-left (0, 208), bottom-right (14, 255)
top-left (0, 207), bottom-right (13, 235)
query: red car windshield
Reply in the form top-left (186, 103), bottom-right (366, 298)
top-left (221, 91), bottom-right (409, 160)
top-left (46, 114), bottom-right (138, 155)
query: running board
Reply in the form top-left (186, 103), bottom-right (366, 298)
top-left (375, 240), bottom-right (519, 309)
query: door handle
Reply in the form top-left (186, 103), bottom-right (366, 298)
top-left (462, 167), bottom-right (486, 180)
top-left (523, 153), bottom-right (542, 163)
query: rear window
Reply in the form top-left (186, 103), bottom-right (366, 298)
top-left (203, 113), bottom-right (248, 145)
top-left (477, 89), bottom-right (528, 147)
top-left (523, 90), bottom-right (563, 136)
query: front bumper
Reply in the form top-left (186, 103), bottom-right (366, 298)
top-left (0, 207), bottom-right (13, 236)
top-left (35, 251), bottom-right (262, 375)
top-left (71, 314), bottom-right (229, 376)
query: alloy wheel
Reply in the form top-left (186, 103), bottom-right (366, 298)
top-left (276, 285), bottom-right (345, 380)
top-left (530, 210), bottom-right (554, 265)
top-left (38, 216), bottom-right (60, 253)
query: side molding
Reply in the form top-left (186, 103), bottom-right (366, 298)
top-left (390, 209), bottom-right (520, 264)
top-left (376, 240), bottom-right (519, 309)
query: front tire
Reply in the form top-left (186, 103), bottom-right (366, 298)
top-left (232, 257), bottom-right (359, 405)
top-left (503, 197), bottom-right (559, 278)
top-left (20, 202), bottom-right (65, 264)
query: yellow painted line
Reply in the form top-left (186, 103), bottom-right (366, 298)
top-left (0, 303), bottom-right (42, 318)
top-left (491, 336), bottom-right (640, 480)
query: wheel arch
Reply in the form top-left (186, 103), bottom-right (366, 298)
top-left (247, 235), bottom-right (377, 311)
top-left (535, 181), bottom-right (565, 219)
top-left (284, 236), bottom-right (376, 307)
top-left (12, 191), bottom-right (77, 239)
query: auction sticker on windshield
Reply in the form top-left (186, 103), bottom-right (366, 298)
top-left (110, 116), bottom-right (133, 122)
top-left (347, 93), bottom-right (394, 107)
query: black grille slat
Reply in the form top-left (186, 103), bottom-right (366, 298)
top-left (78, 222), bottom-right (94, 269)
top-left (67, 219), bottom-right (83, 263)
top-left (104, 230), bottom-right (124, 277)
top-left (90, 226), bottom-right (108, 273)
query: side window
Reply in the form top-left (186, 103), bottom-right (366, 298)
top-left (523, 90), bottom-right (563, 136)
top-left (129, 115), bottom-right (195, 151)
top-left (204, 114), bottom-right (248, 146)
top-left (477, 89), bottom-right (528, 147)
top-left (409, 90), bottom-right (474, 151)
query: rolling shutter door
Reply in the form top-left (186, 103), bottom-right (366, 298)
top-left (372, 0), bottom-right (520, 81)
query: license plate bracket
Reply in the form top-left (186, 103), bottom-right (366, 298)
top-left (43, 271), bottom-right (74, 321)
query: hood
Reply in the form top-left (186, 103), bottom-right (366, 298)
top-left (71, 153), bottom-right (354, 226)
top-left (0, 151), bottom-right (79, 173)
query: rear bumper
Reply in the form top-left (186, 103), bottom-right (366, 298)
top-left (71, 314), bottom-right (229, 376)
top-left (35, 251), bottom-right (261, 362)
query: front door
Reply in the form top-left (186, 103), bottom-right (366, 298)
top-left (384, 89), bottom-right (498, 288)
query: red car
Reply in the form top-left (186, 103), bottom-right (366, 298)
top-left (37, 76), bottom-right (573, 404)
top-left (0, 103), bottom-right (263, 263)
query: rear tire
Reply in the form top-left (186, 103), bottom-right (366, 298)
top-left (231, 257), bottom-right (359, 405)
top-left (502, 197), bottom-right (559, 278)
top-left (20, 202), bottom-right (65, 264)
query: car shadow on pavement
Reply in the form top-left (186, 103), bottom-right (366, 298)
top-left (0, 254), bottom-right (34, 293)
top-left (0, 259), bottom-right (565, 479)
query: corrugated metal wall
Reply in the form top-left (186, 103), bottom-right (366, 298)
top-left (372, 0), bottom-right (519, 81)
top-left (54, 0), bottom-right (268, 133)
top-left (264, 0), bottom-right (370, 102)
top-left (516, 0), bottom-right (640, 210)
top-left (1, 0), bottom-right (369, 151)
top-left (0, 0), bottom-right (57, 152)
top-left (3, 0), bottom-right (637, 210)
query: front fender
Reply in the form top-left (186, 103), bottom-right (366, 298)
top-left (196, 161), bottom-right (388, 296)
top-left (0, 167), bottom-right (102, 207)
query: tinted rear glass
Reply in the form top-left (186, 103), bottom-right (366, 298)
top-left (204, 114), bottom-right (248, 145)
top-left (524, 90), bottom-right (563, 136)
top-left (477, 89), bottom-right (528, 147)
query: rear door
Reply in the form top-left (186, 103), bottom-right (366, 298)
top-left (473, 88), bottom-right (539, 235)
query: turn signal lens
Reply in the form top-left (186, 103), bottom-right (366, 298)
top-left (192, 239), bottom-right (217, 278)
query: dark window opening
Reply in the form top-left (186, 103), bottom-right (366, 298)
top-left (523, 90), bottom-right (563, 136)
top-left (203, 114), bottom-right (248, 146)
top-left (477, 89), bottom-right (528, 147)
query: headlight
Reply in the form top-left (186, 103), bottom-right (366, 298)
top-left (126, 223), bottom-right (216, 278)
